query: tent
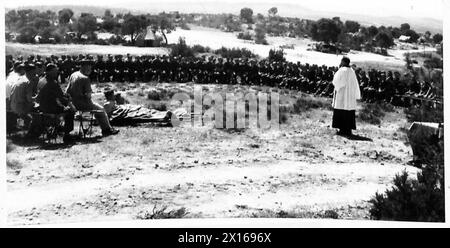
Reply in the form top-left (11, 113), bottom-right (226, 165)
top-left (143, 26), bottom-right (156, 47)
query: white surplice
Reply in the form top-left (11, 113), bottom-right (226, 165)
top-left (332, 67), bottom-right (361, 110)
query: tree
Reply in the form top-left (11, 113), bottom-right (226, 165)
top-left (433, 33), bottom-right (443, 44)
top-left (5, 10), bottom-right (19, 30)
top-left (75, 13), bottom-right (98, 39)
top-left (33, 17), bottom-right (51, 31)
top-left (122, 14), bottom-right (148, 45)
top-left (311, 18), bottom-right (341, 43)
top-left (147, 14), bottom-right (175, 45)
top-left (58, 8), bottom-right (74, 25)
top-left (390, 27), bottom-right (402, 39)
top-left (254, 23), bottom-right (268, 45)
top-left (424, 31), bottom-right (432, 42)
top-left (368, 25), bottom-right (378, 37)
top-left (404, 29), bottom-right (419, 43)
top-left (17, 26), bottom-right (39, 43)
top-left (344, 20), bottom-right (360, 33)
top-left (400, 23), bottom-right (410, 31)
top-left (102, 16), bottom-right (118, 33)
top-left (375, 32), bottom-right (394, 48)
top-left (268, 7), bottom-right (278, 17)
top-left (104, 9), bottom-right (113, 18)
top-left (268, 48), bottom-right (285, 62)
top-left (240, 7), bottom-right (253, 24)
top-left (256, 13), bottom-right (265, 21)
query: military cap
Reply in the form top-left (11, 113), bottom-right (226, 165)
top-left (24, 63), bottom-right (36, 71)
top-left (80, 59), bottom-right (94, 66)
top-left (13, 61), bottom-right (23, 69)
top-left (45, 63), bottom-right (57, 72)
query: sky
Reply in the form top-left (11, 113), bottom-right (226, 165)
top-left (2, 0), bottom-right (446, 19)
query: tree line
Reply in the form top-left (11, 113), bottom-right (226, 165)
top-left (5, 7), bottom-right (443, 51)
top-left (5, 8), bottom-right (177, 45)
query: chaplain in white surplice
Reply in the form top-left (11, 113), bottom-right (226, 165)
top-left (331, 57), bottom-right (361, 136)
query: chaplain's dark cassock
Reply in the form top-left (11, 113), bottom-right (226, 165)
top-left (332, 57), bottom-right (361, 136)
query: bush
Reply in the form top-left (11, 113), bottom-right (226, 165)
top-left (405, 103), bottom-right (443, 123)
top-left (169, 37), bottom-right (195, 57)
top-left (214, 47), bottom-right (257, 59)
top-left (358, 102), bottom-right (389, 125)
top-left (237, 32), bottom-right (252, 40)
top-left (268, 48), bottom-right (286, 62)
top-left (369, 165), bottom-right (444, 222)
top-left (369, 127), bottom-right (444, 222)
top-left (191, 44), bottom-right (211, 54)
top-left (147, 90), bottom-right (162, 100)
top-left (180, 22), bottom-right (191, 30)
top-left (291, 96), bottom-right (330, 113)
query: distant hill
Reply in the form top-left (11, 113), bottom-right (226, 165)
top-left (8, 5), bottom-right (145, 17)
top-left (8, 2), bottom-right (442, 34)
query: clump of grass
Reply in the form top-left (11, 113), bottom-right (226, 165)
top-left (6, 157), bottom-right (22, 169)
top-left (147, 90), bottom-right (163, 101)
top-left (358, 103), bottom-right (386, 125)
top-left (136, 205), bottom-right (188, 219)
top-left (291, 96), bottom-right (331, 114)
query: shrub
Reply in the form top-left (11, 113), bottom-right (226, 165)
top-left (191, 44), bottom-right (211, 54)
top-left (291, 96), bottom-right (330, 114)
top-left (169, 37), bottom-right (195, 57)
top-left (369, 165), bottom-right (444, 222)
top-left (214, 47), bottom-right (257, 59)
top-left (404, 103), bottom-right (443, 123)
top-left (147, 90), bottom-right (162, 100)
top-left (358, 103), bottom-right (387, 125)
top-left (237, 32), bottom-right (252, 40)
top-left (369, 132), bottom-right (444, 222)
top-left (268, 48), bottom-right (286, 62)
top-left (180, 22), bottom-right (191, 30)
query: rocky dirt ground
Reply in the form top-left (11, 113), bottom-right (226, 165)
top-left (5, 82), bottom-right (421, 225)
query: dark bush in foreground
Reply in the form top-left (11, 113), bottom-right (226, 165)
top-left (369, 166), bottom-right (444, 222)
top-left (268, 49), bottom-right (286, 62)
top-left (369, 138), bottom-right (444, 222)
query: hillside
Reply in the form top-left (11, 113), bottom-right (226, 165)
top-left (8, 2), bottom-right (443, 34)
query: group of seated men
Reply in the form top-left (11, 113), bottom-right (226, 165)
top-left (6, 59), bottom-right (119, 143)
top-left (5, 53), bottom-right (442, 109)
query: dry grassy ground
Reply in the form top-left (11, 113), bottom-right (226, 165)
top-left (6, 82), bottom-right (420, 225)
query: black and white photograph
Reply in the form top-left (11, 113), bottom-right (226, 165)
top-left (1, 0), bottom-right (447, 227)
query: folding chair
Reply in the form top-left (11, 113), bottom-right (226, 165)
top-left (30, 112), bottom-right (65, 143)
top-left (76, 110), bottom-right (103, 138)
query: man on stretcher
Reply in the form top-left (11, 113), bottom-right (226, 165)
top-left (103, 89), bottom-right (187, 126)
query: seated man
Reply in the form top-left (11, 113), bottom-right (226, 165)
top-left (10, 63), bottom-right (35, 130)
top-left (35, 63), bottom-right (76, 142)
top-left (103, 89), bottom-right (186, 126)
top-left (66, 59), bottom-right (119, 136)
top-left (6, 63), bottom-right (27, 133)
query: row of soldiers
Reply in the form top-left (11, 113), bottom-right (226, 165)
top-left (5, 54), bottom-right (442, 108)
